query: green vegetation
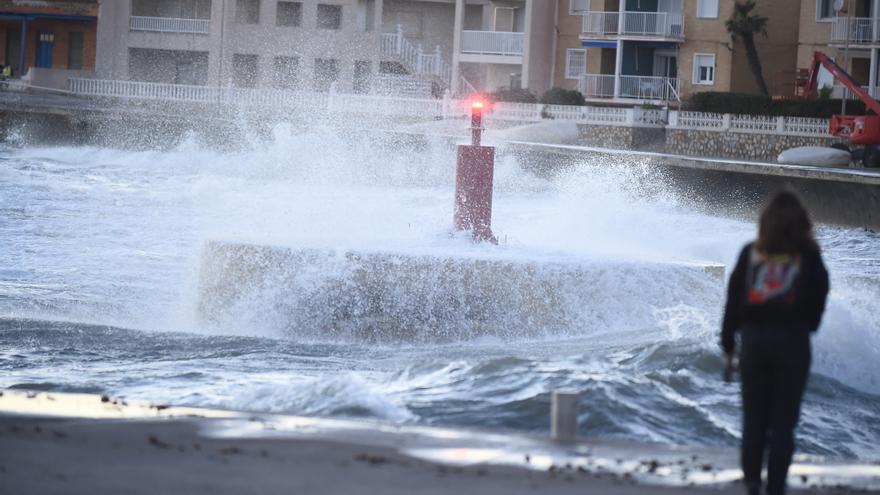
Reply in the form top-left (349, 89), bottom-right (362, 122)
top-left (687, 92), bottom-right (867, 118)
top-left (539, 87), bottom-right (586, 106)
top-left (488, 87), bottom-right (538, 104)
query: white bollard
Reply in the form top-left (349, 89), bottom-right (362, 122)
top-left (551, 390), bottom-right (579, 441)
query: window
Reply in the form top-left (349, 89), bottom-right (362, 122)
top-left (233, 53), bottom-right (259, 87)
top-left (356, 0), bottom-right (374, 32)
top-left (317, 4), bottom-right (342, 29)
top-left (696, 0), bottom-right (718, 18)
top-left (68, 32), bottom-right (84, 70)
top-left (353, 60), bottom-right (371, 93)
top-left (565, 48), bottom-right (587, 80)
top-left (273, 56), bottom-right (299, 89)
top-left (569, 0), bottom-right (590, 14)
top-left (816, 0), bottom-right (835, 19)
top-left (494, 7), bottom-right (514, 31)
top-left (693, 53), bottom-right (715, 85)
top-left (236, 0), bottom-right (260, 24)
top-left (313, 58), bottom-right (339, 91)
top-left (276, 2), bottom-right (302, 26)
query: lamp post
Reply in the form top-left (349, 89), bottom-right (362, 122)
top-left (837, 0), bottom-right (851, 114)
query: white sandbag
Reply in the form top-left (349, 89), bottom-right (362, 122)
top-left (777, 146), bottom-right (852, 167)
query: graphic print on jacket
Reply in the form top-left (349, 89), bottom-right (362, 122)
top-left (746, 249), bottom-right (801, 306)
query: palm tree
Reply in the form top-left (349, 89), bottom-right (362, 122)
top-left (726, 0), bottom-right (769, 96)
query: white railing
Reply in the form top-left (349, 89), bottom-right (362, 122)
top-left (619, 75), bottom-right (679, 101)
top-left (830, 16), bottom-right (877, 43)
top-left (460, 31), bottom-right (525, 56)
top-left (66, 78), bottom-right (832, 136)
top-left (621, 11), bottom-right (683, 38)
top-left (671, 111), bottom-right (829, 137)
top-left (582, 11), bottom-right (620, 35)
top-left (582, 11), bottom-right (683, 38)
top-left (380, 25), bottom-right (452, 87)
top-left (578, 74), bottom-right (615, 98)
top-left (831, 84), bottom-right (879, 99)
top-left (129, 16), bottom-right (211, 34)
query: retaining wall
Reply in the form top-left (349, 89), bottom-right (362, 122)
top-left (665, 129), bottom-right (846, 162)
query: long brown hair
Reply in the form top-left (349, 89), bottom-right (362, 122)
top-left (755, 189), bottom-right (817, 255)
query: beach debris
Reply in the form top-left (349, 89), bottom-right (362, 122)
top-left (147, 434), bottom-right (170, 449)
top-left (219, 446), bottom-right (242, 455)
top-left (354, 452), bottom-right (388, 465)
top-left (52, 430), bottom-right (67, 439)
top-left (100, 395), bottom-right (110, 403)
top-left (33, 425), bottom-right (42, 433)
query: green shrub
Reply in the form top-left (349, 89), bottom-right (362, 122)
top-left (489, 87), bottom-right (538, 104)
top-left (539, 87), bottom-right (586, 106)
top-left (685, 91), bottom-right (867, 118)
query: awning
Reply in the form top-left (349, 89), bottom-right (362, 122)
top-left (0, 12), bottom-right (96, 22)
top-left (581, 41), bottom-right (617, 48)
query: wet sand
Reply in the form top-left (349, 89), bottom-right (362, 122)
top-left (0, 390), bottom-right (876, 495)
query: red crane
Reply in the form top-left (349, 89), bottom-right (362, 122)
top-left (801, 51), bottom-right (880, 145)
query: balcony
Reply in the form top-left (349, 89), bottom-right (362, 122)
top-left (460, 31), bottom-right (525, 57)
top-left (579, 74), bottom-right (679, 102)
top-left (582, 11), bottom-right (684, 40)
top-left (130, 16), bottom-right (211, 34)
top-left (830, 17), bottom-right (878, 44)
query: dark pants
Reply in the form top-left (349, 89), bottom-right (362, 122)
top-left (739, 328), bottom-right (811, 495)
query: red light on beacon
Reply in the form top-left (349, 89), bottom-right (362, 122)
top-left (471, 100), bottom-right (484, 142)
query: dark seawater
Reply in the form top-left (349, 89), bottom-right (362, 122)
top-left (1, 135), bottom-right (878, 460)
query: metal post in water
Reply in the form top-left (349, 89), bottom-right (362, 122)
top-left (551, 390), bottom-right (579, 441)
top-left (453, 100), bottom-right (496, 243)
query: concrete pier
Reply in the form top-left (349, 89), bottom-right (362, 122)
top-left (197, 241), bottom-right (724, 341)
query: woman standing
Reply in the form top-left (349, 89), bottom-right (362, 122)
top-left (721, 189), bottom-right (829, 495)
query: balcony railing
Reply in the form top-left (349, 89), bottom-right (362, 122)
top-left (619, 75), bottom-right (679, 100)
top-left (582, 11), bottom-right (684, 39)
top-left (830, 17), bottom-right (878, 43)
top-left (578, 74), bottom-right (679, 101)
top-left (578, 74), bottom-right (615, 98)
top-left (461, 31), bottom-right (525, 56)
top-left (130, 16), bottom-right (211, 34)
top-left (582, 12), bottom-right (619, 36)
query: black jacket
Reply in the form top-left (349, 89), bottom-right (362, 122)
top-left (721, 242), bottom-right (830, 355)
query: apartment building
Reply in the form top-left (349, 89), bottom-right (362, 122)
top-left (555, 0), bottom-right (800, 104)
top-left (93, 0), bottom-right (555, 95)
top-left (97, 0), bottom-right (382, 92)
top-left (798, 0), bottom-right (880, 98)
top-left (0, 0), bottom-right (98, 75)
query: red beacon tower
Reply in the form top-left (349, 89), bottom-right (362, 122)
top-left (453, 100), bottom-right (497, 243)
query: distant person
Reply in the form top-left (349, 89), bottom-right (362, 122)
top-left (721, 189), bottom-right (829, 495)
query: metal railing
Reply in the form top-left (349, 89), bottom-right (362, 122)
top-left (619, 75), bottom-right (679, 101)
top-left (129, 16), bottom-right (211, 34)
top-left (831, 84), bottom-right (878, 100)
top-left (579, 74), bottom-right (678, 101)
top-left (830, 16), bottom-right (877, 43)
top-left (582, 11), bottom-right (620, 35)
top-left (578, 74), bottom-right (615, 98)
top-left (582, 10), bottom-right (684, 38)
top-left (380, 25), bottom-right (452, 87)
top-left (621, 11), bottom-right (683, 37)
top-left (460, 31), bottom-right (525, 56)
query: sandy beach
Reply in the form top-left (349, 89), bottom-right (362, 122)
top-left (1, 390), bottom-right (877, 495)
